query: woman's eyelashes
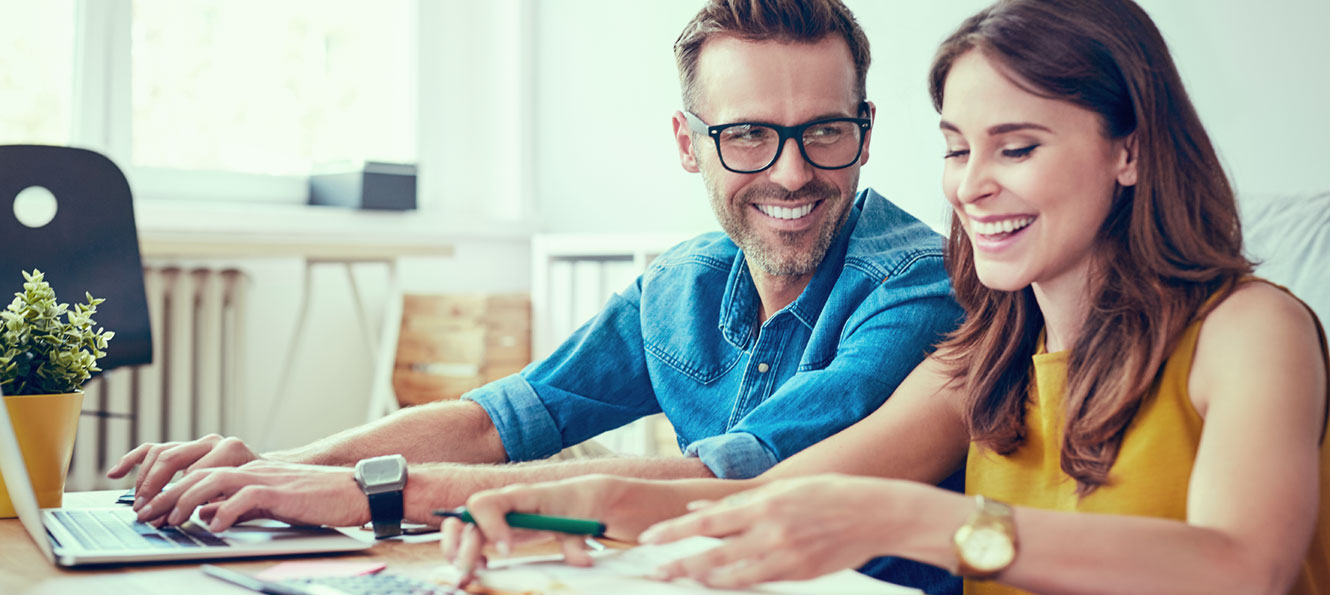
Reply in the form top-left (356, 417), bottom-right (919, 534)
top-left (942, 144), bottom-right (1039, 160)
top-left (1001, 144), bottom-right (1039, 159)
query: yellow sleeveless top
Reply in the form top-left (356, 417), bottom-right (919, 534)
top-left (965, 285), bottom-right (1330, 595)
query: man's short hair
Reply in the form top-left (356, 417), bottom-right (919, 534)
top-left (674, 0), bottom-right (871, 113)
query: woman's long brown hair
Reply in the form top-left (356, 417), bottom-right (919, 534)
top-left (929, 0), bottom-right (1253, 494)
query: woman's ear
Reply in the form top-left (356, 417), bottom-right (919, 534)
top-left (672, 111), bottom-right (700, 173)
top-left (1116, 133), bottom-right (1139, 187)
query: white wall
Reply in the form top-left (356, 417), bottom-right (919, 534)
top-left (229, 237), bottom-right (532, 452)
top-left (529, 0), bottom-right (1330, 234)
top-left (227, 0), bottom-right (1330, 450)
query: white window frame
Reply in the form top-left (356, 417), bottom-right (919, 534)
top-left (69, 0), bottom-right (424, 207)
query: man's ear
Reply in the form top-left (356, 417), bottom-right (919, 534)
top-left (672, 111), bottom-right (700, 173)
top-left (1116, 132), bottom-right (1138, 187)
top-left (859, 100), bottom-right (876, 166)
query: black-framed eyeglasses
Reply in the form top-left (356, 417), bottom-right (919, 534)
top-left (683, 102), bottom-right (872, 174)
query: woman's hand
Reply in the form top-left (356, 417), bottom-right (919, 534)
top-left (637, 474), bottom-right (914, 590)
top-left (440, 474), bottom-right (672, 588)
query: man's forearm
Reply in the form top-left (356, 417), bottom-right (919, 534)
top-left (266, 400), bottom-right (507, 466)
top-left (404, 455), bottom-right (717, 523)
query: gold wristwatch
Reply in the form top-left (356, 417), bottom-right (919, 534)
top-left (952, 494), bottom-right (1018, 580)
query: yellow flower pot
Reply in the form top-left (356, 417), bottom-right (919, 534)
top-left (0, 392), bottom-right (84, 518)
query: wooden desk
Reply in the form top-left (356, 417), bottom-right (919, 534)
top-left (0, 491), bottom-right (481, 594)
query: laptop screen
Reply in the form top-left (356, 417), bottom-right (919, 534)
top-left (0, 391), bottom-right (57, 561)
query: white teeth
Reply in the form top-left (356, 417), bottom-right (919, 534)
top-left (756, 203), bottom-right (815, 220)
top-left (972, 216), bottom-right (1035, 235)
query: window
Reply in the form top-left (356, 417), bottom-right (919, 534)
top-left (0, 1), bottom-right (76, 146)
top-left (1, 0), bottom-right (416, 202)
top-left (131, 0), bottom-right (415, 176)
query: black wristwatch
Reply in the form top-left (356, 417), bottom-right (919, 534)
top-left (354, 454), bottom-right (407, 539)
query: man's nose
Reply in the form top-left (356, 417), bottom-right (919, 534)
top-left (766, 137), bottom-right (815, 192)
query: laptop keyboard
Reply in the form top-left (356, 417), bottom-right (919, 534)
top-left (52, 509), bottom-right (229, 551)
top-left (284, 574), bottom-right (460, 595)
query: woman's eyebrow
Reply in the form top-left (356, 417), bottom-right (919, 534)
top-left (939, 120), bottom-right (1053, 135)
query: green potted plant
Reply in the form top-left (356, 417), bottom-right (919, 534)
top-left (0, 270), bottom-right (113, 517)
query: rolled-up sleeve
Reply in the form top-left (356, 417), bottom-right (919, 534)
top-left (463, 277), bottom-right (661, 462)
top-left (462, 374), bottom-right (563, 463)
top-left (682, 432), bottom-right (779, 479)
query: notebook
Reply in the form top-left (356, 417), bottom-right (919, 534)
top-left (0, 390), bottom-right (372, 567)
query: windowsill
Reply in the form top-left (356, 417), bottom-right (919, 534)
top-left (135, 199), bottom-right (536, 260)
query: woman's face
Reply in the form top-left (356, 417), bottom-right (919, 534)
top-left (940, 50), bottom-right (1137, 293)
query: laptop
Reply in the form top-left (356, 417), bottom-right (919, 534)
top-left (0, 390), bottom-right (372, 566)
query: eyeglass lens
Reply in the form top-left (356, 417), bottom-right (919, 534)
top-left (717, 120), bottom-right (863, 172)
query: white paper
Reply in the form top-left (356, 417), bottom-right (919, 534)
top-left (468, 536), bottom-right (922, 595)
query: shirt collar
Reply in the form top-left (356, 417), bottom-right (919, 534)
top-left (717, 192), bottom-right (865, 347)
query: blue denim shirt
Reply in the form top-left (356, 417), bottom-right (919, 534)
top-left (465, 188), bottom-right (963, 479)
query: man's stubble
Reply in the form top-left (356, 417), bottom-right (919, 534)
top-left (702, 165), bottom-right (858, 277)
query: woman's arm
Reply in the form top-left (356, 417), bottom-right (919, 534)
top-left (762, 352), bottom-right (970, 484)
top-left (440, 353), bottom-right (970, 584)
top-left (645, 283), bottom-right (1328, 593)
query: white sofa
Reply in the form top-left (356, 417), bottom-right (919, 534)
top-left (1241, 191), bottom-right (1330, 325)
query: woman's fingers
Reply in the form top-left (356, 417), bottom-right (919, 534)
top-left (558, 534), bottom-right (593, 567)
top-left (440, 517), bottom-right (465, 564)
top-left (639, 497), bottom-right (756, 544)
top-left (453, 524), bottom-right (489, 588)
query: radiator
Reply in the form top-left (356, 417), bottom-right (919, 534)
top-left (66, 266), bottom-right (247, 491)
top-left (531, 234), bottom-right (688, 457)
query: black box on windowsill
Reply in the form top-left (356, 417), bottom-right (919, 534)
top-left (309, 161), bottom-right (417, 211)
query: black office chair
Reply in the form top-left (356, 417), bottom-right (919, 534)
top-left (0, 145), bottom-right (153, 372)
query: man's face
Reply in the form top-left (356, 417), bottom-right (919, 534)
top-left (675, 35), bottom-right (872, 277)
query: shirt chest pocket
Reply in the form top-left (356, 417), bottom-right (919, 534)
top-left (643, 336), bottom-right (742, 384)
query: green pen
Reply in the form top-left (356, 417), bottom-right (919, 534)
top-left (433, 507), bottom-right (606, 537)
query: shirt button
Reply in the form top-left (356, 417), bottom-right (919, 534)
top-left (757, 362), bottom-right (770, 373)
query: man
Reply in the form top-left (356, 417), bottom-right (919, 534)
top-left (112, 0), bottom-right (961, 590)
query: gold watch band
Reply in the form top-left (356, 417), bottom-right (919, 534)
top-left (952, 494), bottom-right (1018, 580)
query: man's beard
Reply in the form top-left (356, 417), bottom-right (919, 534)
top-left (704, 170), bottom-right (856, 277)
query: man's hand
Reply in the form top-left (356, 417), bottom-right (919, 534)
top-left (107, 434), bottom-right (261, 510)
top-left (134, 460), bottom-right (371, 533)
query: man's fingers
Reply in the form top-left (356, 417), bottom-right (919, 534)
top-left (197, 502), bottom-right (221, 522)
top-left (136, 467), bottom-right (201, 523)
top-left (135, 441), bottom-right (219, 511)
top-left (200, 502), bottom-right (262, 527)
top-left (106, 443), bottom-right (153, 479)
top-left (184, 436), bottom-right (255, 474)
top-left (132, 443), bottom-right (173, 499)
top-left (165, 469), bottom-right (246, 526)
top-left (207, 485), bottom-right (269, 533)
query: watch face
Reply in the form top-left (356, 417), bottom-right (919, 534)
top-left (959, 526), bottom-right (1016, 571)
top-left (359, 457), bottom-right (404, 486)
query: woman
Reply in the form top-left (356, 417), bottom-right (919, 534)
top-left (443, 0), bottom-right (1330, 592)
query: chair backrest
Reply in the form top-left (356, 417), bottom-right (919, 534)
top-left (0, 145), bottom-right (152, 372)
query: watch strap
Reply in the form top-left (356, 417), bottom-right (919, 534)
top-left (367, 489), bottom-right (404, 539)
top-left (953, 495), bottom-right (1018, 580)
